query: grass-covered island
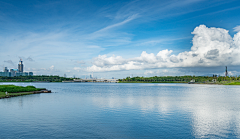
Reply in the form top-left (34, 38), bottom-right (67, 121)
top-left (0, 85), bottom-right (51, 99)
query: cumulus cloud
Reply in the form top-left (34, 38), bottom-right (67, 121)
top-left (92, 55), bottom-right (127, 67)
top-left (87, 25), bottom-right (240, 72)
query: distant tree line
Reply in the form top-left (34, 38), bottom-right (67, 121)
top-left (0, 75), bottom-right (77, 82)
top-left (119, 75), bottom-right (240, 83)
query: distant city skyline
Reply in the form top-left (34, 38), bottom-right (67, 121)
top-left (1, 0), bottom-right (240, 78)
top-left (0, 59), bottom-right (33, 77)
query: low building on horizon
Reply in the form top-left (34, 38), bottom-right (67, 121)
top-left (0, 71), bottom-right (11, 77)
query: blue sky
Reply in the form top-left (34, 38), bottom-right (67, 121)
top-left (1, 0), bottom-right (240, 78)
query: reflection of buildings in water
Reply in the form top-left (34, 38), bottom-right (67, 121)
top-left (18, 97), bottom-right (23, 108)
top-left (91, 85), bottom-right (240, 138)
top-left (16, 94), bottom-right (41, 108)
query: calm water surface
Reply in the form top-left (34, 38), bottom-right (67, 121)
top-left (0, 83), bottom-right (240, 138)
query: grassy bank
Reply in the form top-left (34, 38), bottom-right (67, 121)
top-left (224, 82), bottom-right (240, 85)
top-left (0, 85), bottom-right (46, 98)
top-left (0, 85), bottom-right (41, 93)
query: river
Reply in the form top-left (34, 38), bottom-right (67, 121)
top-left (0, 83), bottom-right (240, 138)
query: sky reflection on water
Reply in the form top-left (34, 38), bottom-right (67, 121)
top-left (89, 84), bottom-right (240, 138)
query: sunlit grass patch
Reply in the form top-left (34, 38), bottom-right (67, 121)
top-left (225, 82), bottom-right (240, 85)
top-left (0, 85), bottom-right (41, 93)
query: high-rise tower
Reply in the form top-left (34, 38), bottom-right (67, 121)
top-left (18, 59), bottom-right (24, 72)
top-left (225, 66), bottom-right (228, 77)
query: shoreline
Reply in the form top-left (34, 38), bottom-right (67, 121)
top-left (0, 89), bottom-right (51, 99)
top-left (0, 85), bottom-right (52, 99)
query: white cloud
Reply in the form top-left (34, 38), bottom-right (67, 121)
top-left (49, 65), bottom-right (54, 70)
top-left (144, 69), bottom-right (180, 76)
top-left (156, 49), bottom-right (173, 61)
top-left (26, 65), bottom-right (60, 73)
top-left (233, 25), bottom-right (240, 32)
top-left (87, 25), bottom-right (240, 72)
top-left (73, 67), bottom-right (81, 72)
top-left (144, 70), bottom-right (154, 75)
top-left (76, 60), bottom-right (85, 64)
top-left (95, 14), bottom-right (139, 33)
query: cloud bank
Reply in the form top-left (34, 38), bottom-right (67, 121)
top-left (86, 25), bottom-right (240, 72)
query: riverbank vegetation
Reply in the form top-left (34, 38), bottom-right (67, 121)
top-left (0, 75), bottom-right (77, 82)
top-left (119, 76), bottom-right (240, 85)
top-left (0, 85), bottom-right (48, 98)
top-left (0, 85), bottom-right (41, 93)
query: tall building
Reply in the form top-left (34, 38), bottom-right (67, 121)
top-left (0, 59), bottom-right (33, 77)
top-left (225, 66), bottom-right (228, 77)
top-left (18, 59), bottom-right (24, 72)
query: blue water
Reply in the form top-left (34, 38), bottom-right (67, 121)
top-left (1, 83), bottom-right (240, 138)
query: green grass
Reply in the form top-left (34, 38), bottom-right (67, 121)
top-left (224, 82), bottom-right (240, 85)
top-left (0, 85), bottom-right (41, 93)
top-left (0, 85), bottom-right (44, 98)
top-left (0, 92), bottom-right (6, 97)
top-left (9, 92), bottom-right (34, 96)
